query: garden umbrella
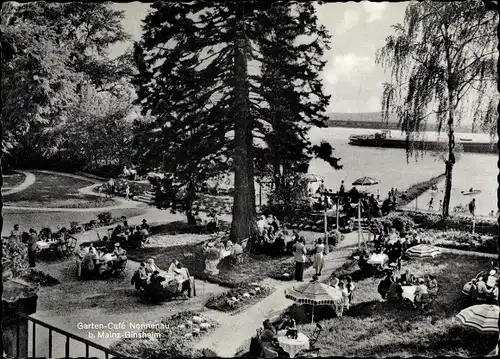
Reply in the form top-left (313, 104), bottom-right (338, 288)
top-left (352, 177), bottom-right (380, 186)
top-left (303, 174), bottom-right (325, 182)
top-left (406, 244), bottom-right (441, 258)
top-left (456, 304), bottom-right (499, 333)
top-left (285, 281), bottom-right (343, 324)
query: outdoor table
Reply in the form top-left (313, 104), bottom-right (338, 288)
top-left (36, 241), bottom-right (58, 250)
top-left (277, 330), bottom-right (310, 358)
top-left (402, 285), bottom-right (417, 302)
top-left (367, 253), bottom-right (389, 266)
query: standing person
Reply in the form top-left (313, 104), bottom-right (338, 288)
top-left (293, 237), bottom-right (307, 282)
top-left (438, 200), bottom-right (443, 212)
top-left (125, 183), bottom-right (130, 200)
top-left (468, 198), bottom-right (476, 217)
top-left (10, 224), bottom-right (21, 244)
top-left (75, 244), bottom-right (87, 278)
top-left (313, 238), bottom-right (325, 276)
top-left (107, 178), bottom-right (116, 197)
top-left (427, 198), bottom-right (434, 211)
top-left (27, 229), bottom-right (38, 268)
top-left (339, 180), bottom-right (345, 194)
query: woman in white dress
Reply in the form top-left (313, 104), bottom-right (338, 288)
top-left (313, 238), bottom-right (325, 276)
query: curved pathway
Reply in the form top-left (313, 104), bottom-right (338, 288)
top-left (3, 171), bottom-right (147, 212)
top-left (2, 171), bottom-right (36, 195)
top-left (193, 233), bottom-right (360, 357)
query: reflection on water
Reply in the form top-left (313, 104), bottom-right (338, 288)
top-left (308, 127), bottom-right (498, 216)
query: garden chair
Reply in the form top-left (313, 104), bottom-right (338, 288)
top-left (258, 339), bottom-right (278, 358)
top-left (65, 238), bottom-right (77, 256)
top-left (299, 323), bottom-right (323, 357)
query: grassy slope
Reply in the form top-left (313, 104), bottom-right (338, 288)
top-left (2, 172), bottom-right (26, 189)
top-left (397, 173), bottom-right (446, 207)
top-left (293, 253), bottom-right (496, 357)
top-left (3, 171), bottom-right (117, 208)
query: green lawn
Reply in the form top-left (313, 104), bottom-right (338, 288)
top-left (2, 172), bottom-right (26, 189)
top-left (128, 243), bottom-right (303, 288)
top-left (3, 171), bottom-right (117, 208)
top-left (2, 208), bottom-right (147, 236)
top-left (291, 253), bottom-right (496, 357)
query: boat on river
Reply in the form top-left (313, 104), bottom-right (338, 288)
top-left (348, 130), bottom-right (497, 154)
top-left (461, 189), bottom-right (482, 196)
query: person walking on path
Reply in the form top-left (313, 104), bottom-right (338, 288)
top-left (293, 237), bottom-right (307, 282)
top-left (427, 198), bottom-right (434, 211)
top-left (27, 229), bottom-right (38, 268)
top-left (468, 198), bottom-right (476, 217)
top-left (313, 238), bottom-right (325, 276)
top-left (125, 183), bottom-right (131, 200)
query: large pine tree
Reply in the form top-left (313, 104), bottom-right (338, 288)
top-left (134, 1), bottom-right (338, 246)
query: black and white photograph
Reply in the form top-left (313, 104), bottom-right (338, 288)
top-left (2, 0), bottom-right (499, 358)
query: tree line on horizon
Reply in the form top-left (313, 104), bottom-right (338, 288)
top-left (1, 0), bottom-right (497, 244)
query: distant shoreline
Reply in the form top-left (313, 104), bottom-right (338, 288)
top-left (326, 120), bottom-right (484, 134)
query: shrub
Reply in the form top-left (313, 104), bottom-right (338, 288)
top-left (205, 283), bottom-right (272, 312)
top-left (2, 239), bottom-right (29, 277)
top-left (97, 212), bottom-right (113, 225)
top-left (111, 311), bottom-right (217, 358)
top-left (21, 269), bottom-right (60, 286)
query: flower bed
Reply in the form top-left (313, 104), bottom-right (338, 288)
top-left (425, 230), bottom-right (497, 254)
top-left (20, 269), bottom-right (60, 287)
top-left (390, 211), bottom-right (497, 235)
top-left (205, 282), bottom-right (273, 313)
top-left (110, 311), bottom-right (218, 358)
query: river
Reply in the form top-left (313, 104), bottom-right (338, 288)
top-left (307, 127), bottom-right (498, 216)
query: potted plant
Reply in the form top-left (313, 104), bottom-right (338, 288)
top-left (204, 245), bottom-right (221, 275)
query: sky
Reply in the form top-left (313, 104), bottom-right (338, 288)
top-left (109, 2), bottom-right (409, 114)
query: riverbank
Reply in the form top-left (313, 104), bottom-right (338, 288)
top-left (397, 173), bottom-right (446, 207)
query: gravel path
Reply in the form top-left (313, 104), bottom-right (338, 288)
top-left (2, 170), bottom-right (36, 195)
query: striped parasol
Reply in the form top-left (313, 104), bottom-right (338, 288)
top-left (352, 176), bottom-right (380, 186)
top-left (456, 304), bottom-right (499, 333)
top-left (285, 281), bottom-right (344, 323)
top-left (406, 244), bottom-right (441, 258)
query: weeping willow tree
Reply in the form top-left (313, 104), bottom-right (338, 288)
top-left (376, 0), bottom-right (497, 217)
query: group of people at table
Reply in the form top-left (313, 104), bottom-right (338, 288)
top-left (377, 270), bottom-right (439, 308)
top-left (257, 313), bottom-right (308, 358)
top-left (256, 214), bottom-right (290, 255)
top-left (467, 263), bottom-right (499, 302)
top-left (9, 224), bottom-right (75, 267)
top-left (75, 241), bottom-right (127, 279)
top-left (131, 258), bottom-right (192, 301)
top-left (358, 224), bottom-right (424, 275)
top-left (110, 219), bottom-right (150, 249)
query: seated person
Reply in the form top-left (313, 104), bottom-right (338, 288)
top-left (145, 258), bottom-right (161, 275)
top-left (141, 219), bottom-right (150, 232)
top-left (131, 262), bottom-right (149, 291)
top-left (95, 251), bottom-right (112, 277)
top-left (414, 278), bottom-right (429, 305)
top-left (260, 319), bottom-right (278, 348)
top-left (87, 242), bottom-right (97, 256)
top-left (231, 242), bottom-right (243, 257)
top-left (427, 274), bottom-right (439, 296)
top-left (273, 233), bottom-right (286, 255)
top-left (330, 277), bottom-right (340, 289)
top-left (387, 278), bottom-right (404, 303)
top-left (377, 274), bottom-right (393, 300)
top-left (127, 228), bottom-right (143, 249)
top-left (401, 270), bottom-right (414, 286)
top-left (168, 259), bottom-right (181, 274)
top-left (477, 276), bottom-right (494, 298)
top-left (145, 271), bottom-right (166, 302)
top-left (486, 270), bottom-right (498, 289)
top-left (276, 312), bottom-right (296, 331)
top-left (113, 243), bottom-right (127, 263)
top-left (174, 262), bottom-right (191, 296)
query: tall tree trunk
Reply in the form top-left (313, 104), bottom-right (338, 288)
top-left (442, 105), bottom-right (455, 218)
top-left (230, 22), bottom-right (258, 248)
